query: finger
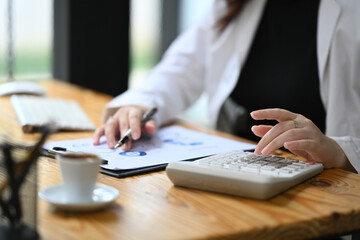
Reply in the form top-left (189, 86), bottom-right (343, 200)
top-left (284, 140), bottom-right (327, 165)
top-left (251, 125), bottom-right (272, 138)
top-left (143, 120), bottom-right (157, 135)
top-left (283, 141), bottom-right (311, 159)
top-left (286, 148), bottom-right (311, 161)
top-left (121, 140), bottom-right (132, 152)
top-left (117, 111), bottom-right (132, 150)
top-left (284, 139), bottom-right (317, 153)
top-left (128, 109), bottom-right (144, 140)
top-left (251, 108), bottom-right (298, 122)
top-left (118, 111), bottom-right (130, 137)
top-left (104, 118), bottom-right (119, 148)
top-left (260, 128), bottom-right (308, 155)
top-left (284, 139), bottom-right (322, 161)
top-left (284, 144), bottom-right (310, 158)
top-left (123, 119), bottom-right (156, 152)
top-left (255, 120), bottom-right (298, 154)
top-left (92, 125), bottom-right (105, 145)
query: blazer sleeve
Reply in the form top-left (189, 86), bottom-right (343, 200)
top-left (104, 2), bottom-right (221, 126)
top-left (332, 136), bottom-right (360, 173)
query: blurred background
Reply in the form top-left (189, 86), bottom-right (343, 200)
top-left (0, 0), bottom-right (213, 127)
top-left (0, 0), bottom-right (52, 81)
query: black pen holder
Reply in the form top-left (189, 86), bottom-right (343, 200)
top-left (0, 143), bottom-right (39, 240)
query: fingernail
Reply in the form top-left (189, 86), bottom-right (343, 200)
top-left (132, 131), bottom-right (139, 140)
top-left (254, 146), bottom-right (260, 155)
top-left (261, 146), bottom-right (270, 155)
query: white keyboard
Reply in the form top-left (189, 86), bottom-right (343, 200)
top-left (11, 95), bottom-right (96, 133)
top-left (166, 151), bottom-right (323, 200)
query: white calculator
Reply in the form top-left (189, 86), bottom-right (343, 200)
top-left (166, 151), bottom-right (323, 200)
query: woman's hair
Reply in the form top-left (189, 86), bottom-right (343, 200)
top-left (217, 0), bottom-right (249, 31)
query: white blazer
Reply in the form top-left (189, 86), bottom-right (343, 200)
top-left (106, 0), bottom-right (360, 172)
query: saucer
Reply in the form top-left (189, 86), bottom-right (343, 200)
top-left (39, 183), bottom-right (119, 211)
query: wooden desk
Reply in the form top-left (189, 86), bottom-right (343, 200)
top-left (1, 80), bottom-right (360, 240)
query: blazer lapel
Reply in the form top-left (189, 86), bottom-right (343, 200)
top-left (317, 0), bottom-right (341, 81)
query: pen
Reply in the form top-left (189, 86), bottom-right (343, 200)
top-left (114, 107), bottom-right (158, 149)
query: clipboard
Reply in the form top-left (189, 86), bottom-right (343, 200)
top-left (42, 148), bottom-right (204, 178)
top-left (100, 164), bottom-right (168, 178)
top-left (41, 126), bottom-right (256, 178)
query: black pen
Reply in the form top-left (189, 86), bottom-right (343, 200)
top-left (114, 107), bottom-right (158, 149)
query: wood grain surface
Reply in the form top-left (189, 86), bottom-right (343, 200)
top-left (1, 80), bottom-right (360, 240)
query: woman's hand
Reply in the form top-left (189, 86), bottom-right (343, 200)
top-left (250, 108), bottom-right (355, 171)
top-left (92, 106), bottom-right (157, 151)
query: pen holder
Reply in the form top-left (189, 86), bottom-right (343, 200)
top-left (0, 126), bottom-right (53, 240)
top-left (0, 144), bottom-right (38, 240)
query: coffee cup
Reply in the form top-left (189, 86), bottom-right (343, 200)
top-left (56, 153), bottom-right (101, 203)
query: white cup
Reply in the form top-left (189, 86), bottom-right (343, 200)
top-left (56, 153), bottom-right (101, 203)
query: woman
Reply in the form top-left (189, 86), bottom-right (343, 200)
top-left (93, 0), bottom-right (360, 173)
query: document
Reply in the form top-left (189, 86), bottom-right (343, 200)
top-left (43, 126), bottom-right (256, 171)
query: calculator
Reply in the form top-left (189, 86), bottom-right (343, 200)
top-left (166, 151), bottom-right (323, 200)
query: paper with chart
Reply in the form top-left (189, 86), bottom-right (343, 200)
top-left (43, 126), bottom-right (256, 170)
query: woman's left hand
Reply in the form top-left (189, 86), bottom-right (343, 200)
top-left (250, 108), bottom-right (355, 171)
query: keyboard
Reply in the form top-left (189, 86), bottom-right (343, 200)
top-left (11, 95), bottom-right (96, 133)
top-left (166, 151), bottom-right (323, 200)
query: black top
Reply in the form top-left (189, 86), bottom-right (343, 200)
top-left (229, 0), bottom-right (325, 141)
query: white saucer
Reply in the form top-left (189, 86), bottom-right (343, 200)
top-left (39, 183), bottom-right (119, 211)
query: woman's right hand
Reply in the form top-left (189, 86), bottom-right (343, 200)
top-left (92, 105), bottom-right (157, 151)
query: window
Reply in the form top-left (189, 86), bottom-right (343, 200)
top-left (130, 0), bottom-right (212, 88)
top-left (130, 0), bottom-right (161, 88)
top-left (179, 0), bottom-right (213, 32)
top-left (0, 0), bottom-right (53, 82)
